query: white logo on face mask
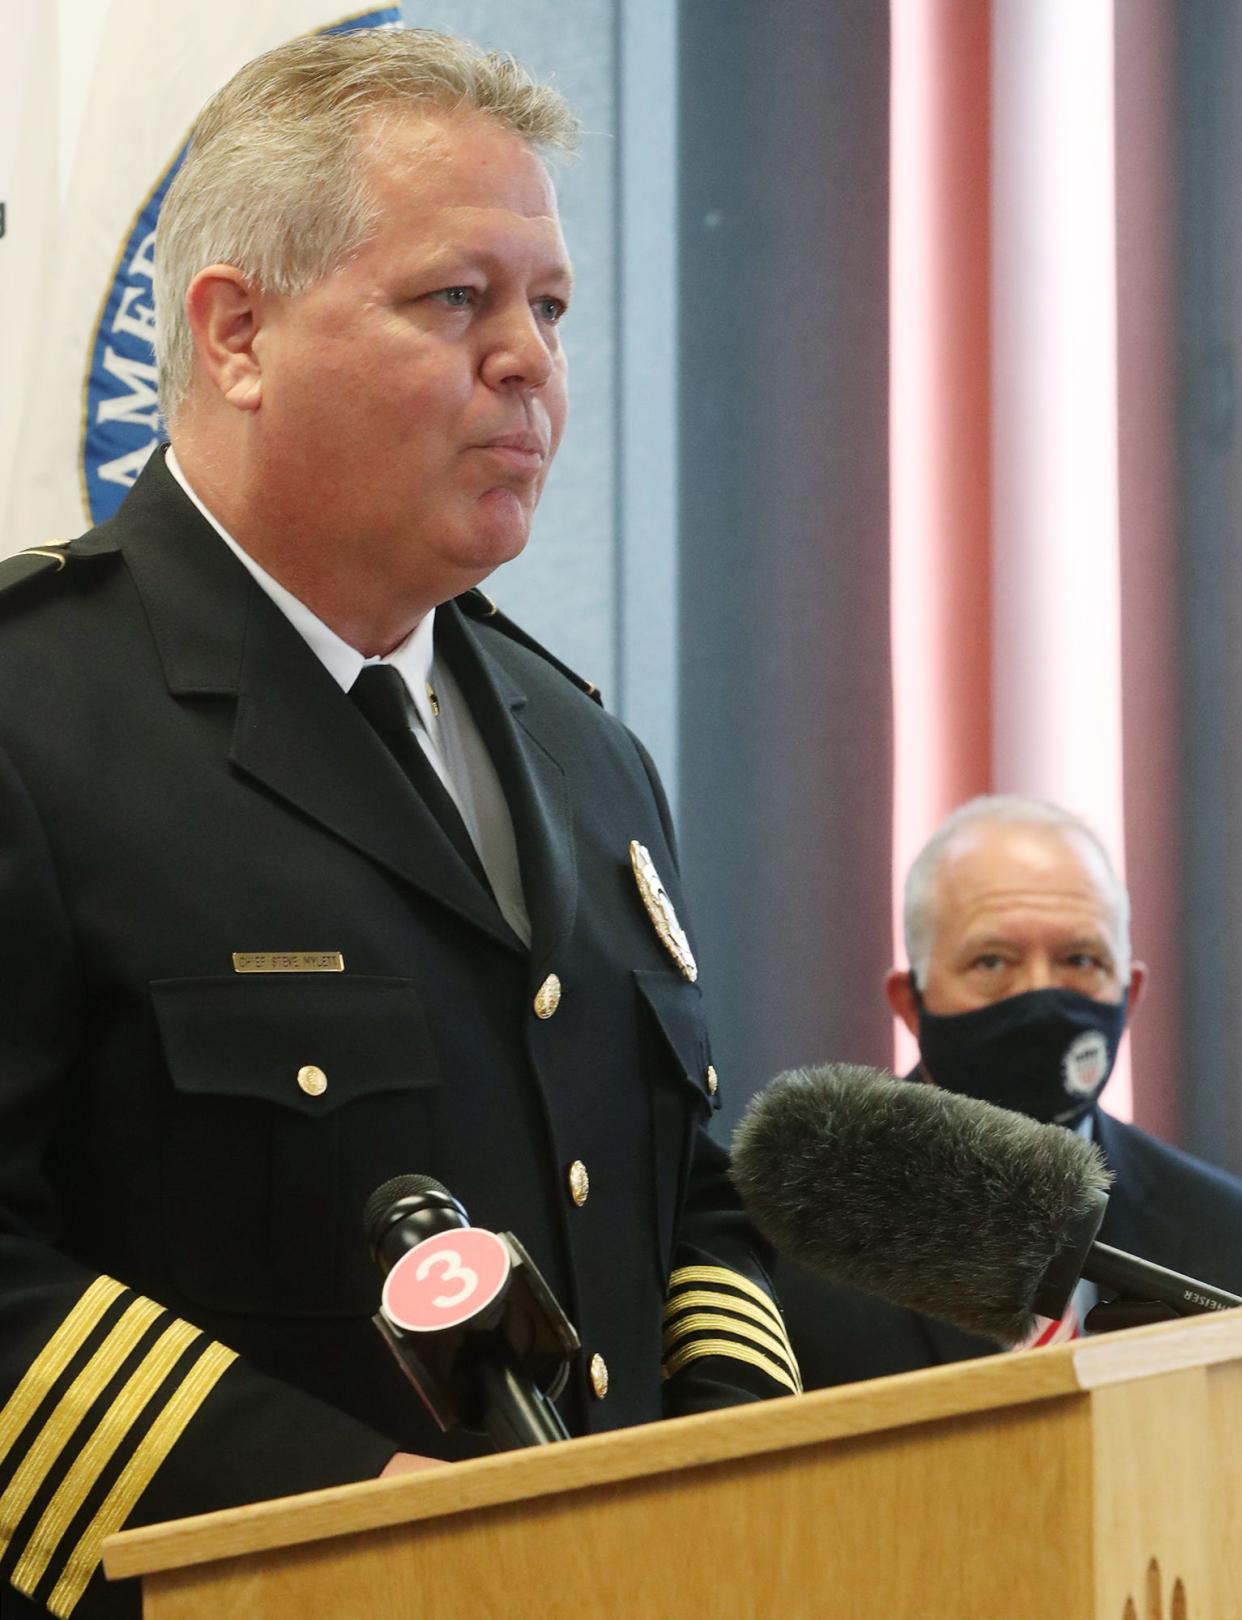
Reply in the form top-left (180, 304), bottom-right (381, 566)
top-left (1062, 1030), bottom-right (1109, 1096)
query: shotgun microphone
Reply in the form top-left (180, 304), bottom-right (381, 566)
top-left (731, 1065), bottom-right (1241, 1343)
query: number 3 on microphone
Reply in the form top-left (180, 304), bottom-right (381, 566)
top-left (381, 1226), bottom-right (513, 1333)
top-left (415, 1247), bottom-right (479, 1310)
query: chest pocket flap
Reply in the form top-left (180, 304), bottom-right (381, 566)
top-left (635, 969), bottom-right (718, 1280)
top-left (634, 969), bottom-right (719, 1115)
top-left (151, 973), bottom-right (441, 1113)
top-left (151, 973), bottom-right (442, 1316)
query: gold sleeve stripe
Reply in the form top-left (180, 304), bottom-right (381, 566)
top-left (662, 1288), bottom-right (799, 1361)
top-left (48, 1341), bottom-right (237, 1619)
top-left (0, 1278), bottom-right (127, 1461)
top-left (666, 1268), bottom-right (795, 1354)
top-left (12, 1318), bottom-right (202, 1595)
top-left (667, 1264), bottom-right (786, 1330)
top-left (666, 1266), bottom-right (803, 1389)
top-left (0, 1297), bottom-right (163, 1560)
top-left (662, 1337), bottom-right (800, 1396)
top-left (662, 1310), bottom-right (800, 1385)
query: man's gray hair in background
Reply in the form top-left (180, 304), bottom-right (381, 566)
top-left (154, 28), bottom-right (582, 423)
top-left (902, 794), bottom-right (1132, 984)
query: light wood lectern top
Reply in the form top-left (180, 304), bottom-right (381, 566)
top-left (105, 1309), bottom-right (1242, 1620)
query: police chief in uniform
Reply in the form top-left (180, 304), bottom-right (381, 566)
top-left (0, 32), bottom-right (798, 1619)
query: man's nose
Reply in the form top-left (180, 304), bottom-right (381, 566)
top-left (1014, 957), bottom-right (1055, 993)
top-left (481, 306), bottom-right (554, 391)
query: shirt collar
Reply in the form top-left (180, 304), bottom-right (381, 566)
top-left (164, 445), bottom-right (436, 705)
top-left (1076, 1110), bottom-right (1096, 1145)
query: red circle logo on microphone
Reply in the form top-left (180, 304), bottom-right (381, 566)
top-left (381, 1227), bottom-right (512, 1332)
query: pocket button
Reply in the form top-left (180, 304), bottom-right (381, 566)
top-left (297, 1064), bottom-right (328, 1097)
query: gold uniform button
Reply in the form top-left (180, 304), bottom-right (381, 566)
top-left (297, 1065), bottom-right (327, 1097)
top-left (589, 1352), bottom-right (610, 1400)
top-left (706, 1063), bottom-right (719, 1098)
top-left (567, 1160), bottom-right (590, 1207)
top-left (533, 973), bottom-right (562, 1019)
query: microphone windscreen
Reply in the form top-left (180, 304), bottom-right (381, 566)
top-left (731, 1064), bottom-right (1111, 1343)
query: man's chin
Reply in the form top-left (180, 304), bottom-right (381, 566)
top-left (460, 492), bottom-right (536, 568)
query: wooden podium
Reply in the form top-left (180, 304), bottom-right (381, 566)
top-left (104, 1309), bottom-right (1242, 1620)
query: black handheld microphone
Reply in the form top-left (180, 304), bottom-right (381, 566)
top-left (365, 1174), bottom-right (580, 1450)
top-left (731, 1065), bottom-right (1242, 1344)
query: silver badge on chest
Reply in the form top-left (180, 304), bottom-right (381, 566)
top-left (629, 840), bottom-right (698, 983)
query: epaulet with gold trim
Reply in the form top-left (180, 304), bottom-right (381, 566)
top-left (0, 544), bottom-right (73, 594)
top-left (0, 540), bottom-right (115, 614)
top-left (661, 1264), bottom-right (803, 1396)
top-left (457, 588), bottom-right (603, 706)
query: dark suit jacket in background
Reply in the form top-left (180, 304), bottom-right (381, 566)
top-left (0, 453), bottom-right (795, 1618)
top-left (777, 1104), bottom-right (1242, 1391)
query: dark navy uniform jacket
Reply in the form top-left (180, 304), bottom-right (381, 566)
top-left (0, 452), bottom-right (798, 1618)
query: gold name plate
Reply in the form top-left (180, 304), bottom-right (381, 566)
top-left (232, 952), bottom-right (345, 974)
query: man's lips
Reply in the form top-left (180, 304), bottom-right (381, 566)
top-left (472, 432), bottom-right (546, 472)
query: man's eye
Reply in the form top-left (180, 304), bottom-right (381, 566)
top-left (534, 296), bottom-right (567, 324)
top-left (433, 287), bottom-right (474, 308)
top-left (1066, 952), bottom-right (1107, 972)
top-left (970, 954), bottom-right (1007, 972)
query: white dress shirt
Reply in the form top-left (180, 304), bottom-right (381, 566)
top-left (165, 448), bottom-right (531, 945)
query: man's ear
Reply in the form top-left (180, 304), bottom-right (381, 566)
top-left (183, 263), bottom-right (265, 411)
top-left (885, 967), bottom-right (921, 1039)
top-left (1125, 960), bottom-right (1149, 1021)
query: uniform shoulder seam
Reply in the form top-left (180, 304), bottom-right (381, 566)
top-left (0, 540), bottom-right (115, 607)
top-left (456, 589), bottom-right (603, 705)
top-left (0, 544), bottom-right (71, 592)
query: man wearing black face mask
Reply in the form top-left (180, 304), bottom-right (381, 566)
top-left (775, 794), bottom-right (1242, 1387)
top-left (889, 795), bottom-right (1144, 1134)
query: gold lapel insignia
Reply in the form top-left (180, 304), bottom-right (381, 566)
top-left (232, 952), bottom-right (345, 974)
top-left (629, 841), bottom-right (698, 982)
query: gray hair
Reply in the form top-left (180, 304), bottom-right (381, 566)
top-left (155, 28), bottom-right (581, 422)
top-left (903, 794), bottom-right (1131, 982)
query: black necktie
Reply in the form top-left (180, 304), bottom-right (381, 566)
top-left (349, 664), bottom-right (493, 894)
